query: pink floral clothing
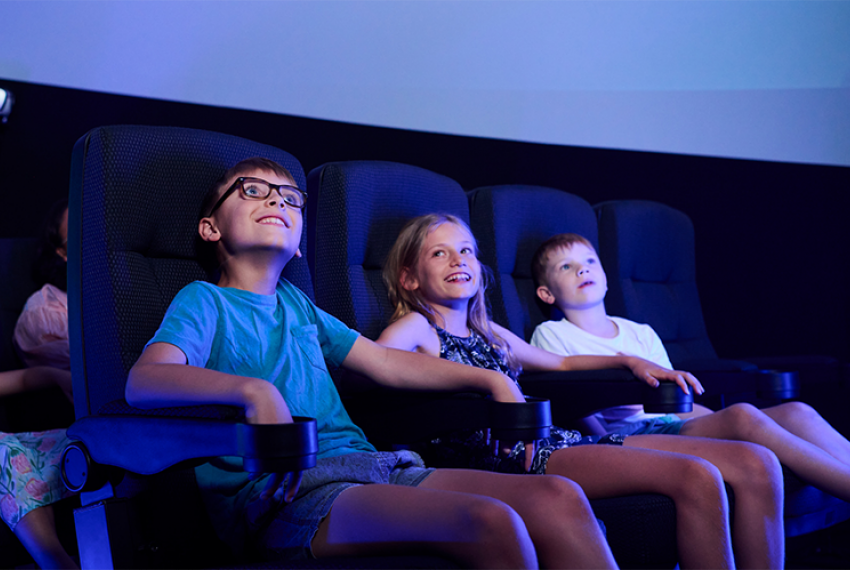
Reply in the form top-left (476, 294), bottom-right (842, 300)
top-left (13, 284), bottom-right (70, 370)
top-left (0, 429), bottom-right (72, 530)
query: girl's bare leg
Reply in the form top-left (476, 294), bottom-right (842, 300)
top-left (313, 470), bottom-right (618, 569)
top-left (628, 434), bottom-right (784, 570)
top-left (545, 444), bottom-right (733, 570)
top-left (682, 403), bottom-right (850, 502)
top-left (14, 506), bottom-right (78, 569)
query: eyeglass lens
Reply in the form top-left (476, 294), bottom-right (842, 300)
top-left (241, 179), bottom-right (305, 208)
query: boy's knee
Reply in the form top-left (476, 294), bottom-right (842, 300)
top-left (723, 403), bottom-right (768, 436)
top-left (776, 400), bottom-right (818, 420)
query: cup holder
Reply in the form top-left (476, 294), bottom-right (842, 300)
top-left (756, 369), bottom-right (800, 400)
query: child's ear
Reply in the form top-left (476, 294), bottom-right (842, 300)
top-left (198, 217), bottom-right (221, 243)
top-left (294, 248), bottom-right (302, 258)
top-left (399, 268), bottom-right (419, 291)
top-left (55, 245), bottom-right (68, 263)
top-left (536, 285), bottom-right (556, 305)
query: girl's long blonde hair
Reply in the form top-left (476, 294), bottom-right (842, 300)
top-left (383, 214), bottom-right (520, 375)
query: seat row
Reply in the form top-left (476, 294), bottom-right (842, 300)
top-left (59, 125), bottom-right (848, 569)
top-left (304, 160), bottom-right (850, 540)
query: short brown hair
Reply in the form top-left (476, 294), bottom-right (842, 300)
top-left (199, 157), bottom-right (296, 219)
top-left (531, 233), bottom-right (596, 288)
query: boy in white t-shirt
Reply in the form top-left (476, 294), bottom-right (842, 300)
top-left (529, 232), bottom-right (850, 506)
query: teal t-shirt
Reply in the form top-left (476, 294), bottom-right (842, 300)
top-left (146, 279), bottom-right (375, 549)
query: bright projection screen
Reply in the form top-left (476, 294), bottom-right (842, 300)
top-left (3, 1), bottom-right (849, 167)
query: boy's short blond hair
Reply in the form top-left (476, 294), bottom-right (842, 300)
top-left (531, 233), bottom-right (596, 288)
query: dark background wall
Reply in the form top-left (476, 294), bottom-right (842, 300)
top-left (1, 78), bottom-right (847, 363)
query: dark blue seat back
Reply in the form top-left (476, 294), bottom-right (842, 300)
top-left (68, 125), bottom-right (310, 420)
top-left (594, 200), bottom-right (718, 366)
top-left (307, 160), bottom-right (468, 340)
top-left (468, 185), bottom-right (598, 342)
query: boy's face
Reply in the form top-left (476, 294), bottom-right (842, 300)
top-left (536, 243), bottom-right (607, 312)
top-left (199, 168), bottom-right (302, 261)
top-left (403, 222), bottom-right (481, 308)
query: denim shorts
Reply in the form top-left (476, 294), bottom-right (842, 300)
top-left (248, 450), bottom-right (435, 561)
top-left (613, 415), bottom-right (687, 436)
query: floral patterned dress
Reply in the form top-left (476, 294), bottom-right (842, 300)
top-left (1, 429), bottom-right (72, 530)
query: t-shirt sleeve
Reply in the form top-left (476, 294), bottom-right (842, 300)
top-left (146, 283), bottom-right (217, 368)
top-left (640, 324), bottom-right (673, 369)
top-left (530, 322), bottom-right (575, 356)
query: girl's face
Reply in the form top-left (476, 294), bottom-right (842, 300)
top-left (404, 222), bottom-right (481, 309)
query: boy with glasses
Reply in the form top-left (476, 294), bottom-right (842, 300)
top-left (125, 158), bottom-right (618, 568)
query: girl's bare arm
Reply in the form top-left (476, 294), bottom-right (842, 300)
top-left (492, 322), bottom-right (703, 395)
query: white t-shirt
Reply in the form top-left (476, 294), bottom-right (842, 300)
top-left (530, 316), bottom-right (673, 434)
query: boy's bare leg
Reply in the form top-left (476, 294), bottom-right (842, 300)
top-left (627, 434), bottom-right (784, 570)
top-left (545, 444), bottom-right (734, 570)
top-left (419, 469), bottom-right (617, 569)
top-left (761, 402), bottom-right (850, 464)
top-left (681, 403), bottom-right (850, 502)
top-left (14, 506), bottom-right (78, 569)
top-left (313, 470), bottom-right (618, 569)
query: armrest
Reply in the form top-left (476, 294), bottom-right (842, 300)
top-left (342, 388), bottom-right (551, 446)
top-left (518, 369), bottom-right (693, 426)
top-left (673, 359), bottom-right (799, 406)
top-left (62, 400), bottom-right (318, 492)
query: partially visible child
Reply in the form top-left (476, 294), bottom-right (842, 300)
top-left (14, 199), bottom-right (71, 372)
top-left (378, 213), bottom-right (784, 569)
top-left (1, 198), bottom-right (76, 569)
top-left (126, 158), bottom-right (618, 569)
top-left (530, 232), bottom-right (850, 506)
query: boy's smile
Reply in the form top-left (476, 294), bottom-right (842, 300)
top-left (538, 243), bottom-right (607, 311)
top-left (405, 222), bottom-right (481, 308)
top-left (256, 213), bottom-right (292, 228)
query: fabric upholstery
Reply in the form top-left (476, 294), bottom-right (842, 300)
top-left (68, 125), bottom-right (311, 419)
top-left (307, 160), bottom-right (468, 340)
top-left (594, 200), bottom-right (718, 366)
top-left (468, 184), bottom-right (598, 343)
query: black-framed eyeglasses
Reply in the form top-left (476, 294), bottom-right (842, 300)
top-left (206, 177), bottom-right (308, 217)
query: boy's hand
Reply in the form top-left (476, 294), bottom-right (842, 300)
top-left (624, 355), bottom-right (704, 396)
top-left (243, 379), bottom-right (303, 503)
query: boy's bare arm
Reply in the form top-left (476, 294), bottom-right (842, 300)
top-left (127, 342), bottom-right (293, 425)
top-left (342, 336), bottom-right (525, 404)
top-left (128, 342), bottom-right (301, 501)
